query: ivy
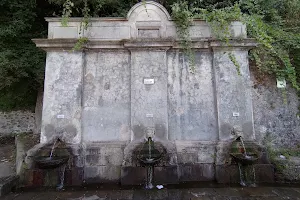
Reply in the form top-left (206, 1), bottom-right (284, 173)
top-left (171, 1), bottom-right (300, 91)
top-left (72, 37), bottom-right (88, 51)
top-left (61, 0), bottom-right (74, 26)
top-left (171, 2), bottom-right (195, 73)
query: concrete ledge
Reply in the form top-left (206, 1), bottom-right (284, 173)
top-left (179, 164), bottom-right (215, 182)
top-left (0, 176), bottom-right (18, 197)
top-left (20, 168), bottom-right (83, 188)
top-left (121, 166), bottom-right (146, 185)
top-left (32, 38), bottom-right (256, 51)
top-left (216, 164), bottom-right (274, 184)
top-left (154, 166), bottom-right (179, 184)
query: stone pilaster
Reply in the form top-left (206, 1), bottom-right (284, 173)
top-left (41, 51), bottom-right (84, 144)
top-left (127, 43), bottom-right (171, 140)
top-left (213, 47), bottom-right (255, 141)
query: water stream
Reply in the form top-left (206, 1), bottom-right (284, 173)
top-left (236, 136), bottom-right (257, 187)
top-left (239, 136), bottom-right (247, 156)
top-left (148, 137), bottom-right (152, 159)
top-left (49, 139), bottom-right (58, 159)
top-left (146, 166), bottom-right (154, 189)
top-left (145, 137), bottom-right (154, 189)
top-left (57, 164), bottom-right (66, 190)
top-left (48, 139), bottom-right (67, 190)
top-left (238, 163), bottom-right (246, 186)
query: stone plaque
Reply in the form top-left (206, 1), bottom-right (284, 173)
top-left (144, 78), bottom-right (155, 85)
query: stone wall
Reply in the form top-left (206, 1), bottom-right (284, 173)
top-left (28, 1), bottom-right (299, 186)
top-left (251, 71), bottom-right (300, 148)
top-left (0, 111), bottom-right (35, 135)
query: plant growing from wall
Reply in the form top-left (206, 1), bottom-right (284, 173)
top-left (171, 1), bottom-right (300, 91)
top-left (171, 2), bottom-right (195, 73)
top-left (61, 0), bottom-right (74, 26)
top-left (49, 0), bottom-right (300, 93)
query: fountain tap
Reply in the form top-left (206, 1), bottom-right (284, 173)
top-left (231, 125), bottom-right (243, 138)
top-left (144, 127), bottom-right (155, 141)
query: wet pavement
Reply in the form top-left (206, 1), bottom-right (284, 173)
top-left (1, 186), bottom-right (300, 200)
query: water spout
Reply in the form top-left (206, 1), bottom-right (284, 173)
top-left (236, 136), bottom-right (247, 156)
top-left (233, 136), bottom-right (257, 187)
top-left (49, 139), bottom-right (58, 159)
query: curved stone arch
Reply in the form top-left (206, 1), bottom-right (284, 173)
top-left (127, 1), bottom-right (171, 21)
top-left (127, 2), bottom-right (171, 39)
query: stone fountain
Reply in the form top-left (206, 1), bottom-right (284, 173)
top-left (34, 139), bottom-right (69, 169)
top-left (230, 136), bottom-right (259, 186)
top-left (26, 1), bottom-right (275, 187)
top-left (137, 136), bottom-right (163, 189)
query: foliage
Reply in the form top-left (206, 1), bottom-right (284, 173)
top-left (61, 0), bottom-right (75, 26)
top-left (73, 37), bottom-right (88, 51)
top-left (2, 0), bottom-right (300, 110)
top-left (0, 0), bottom-right (55, 111)
top-left (171, 2), bottom-right (195, 72)
top-left (171, 0), bottom-right (300, 90)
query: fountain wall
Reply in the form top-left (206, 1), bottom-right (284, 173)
top-left (31, 1), bottom-right (274, 186)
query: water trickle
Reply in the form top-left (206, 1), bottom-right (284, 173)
top-left (239, 136), bottom-right (247, 156)
top-left (57, 164), bottom-right (66, 190)
top-left (148, 137), bottom-right (152, 159)
top-left (146, 165), bottom-right (154, 189)
top-left (49, 139), bottom-right (58, 159)
top-left (238, 163), bottom-right (246, 186)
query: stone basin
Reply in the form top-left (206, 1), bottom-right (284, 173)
top-left (137, 156), bottom-right (162, 165)
top-left (136, 137), bottom-right (163, 166)
top-left (230, 153), bottom-right (259, 165)
top-left (34, 156), bottom-right (69, 169)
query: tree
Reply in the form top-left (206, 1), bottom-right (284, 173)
top-left (0, 0), bottom-right (58, 110)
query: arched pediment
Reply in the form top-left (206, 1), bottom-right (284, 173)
top-left (127, 1), bottom-right (171, 39)
top-left (127, 1), bottom-right (171, 21)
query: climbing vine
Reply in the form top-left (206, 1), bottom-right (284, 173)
top-left (171, 1), bottom-right (300, 91)
top-left (61, 0), bottom-right (74, 26)
top-left (171, 2), bottom-right (195, 72)
top-left (57, 0), bottom-right (300, 91)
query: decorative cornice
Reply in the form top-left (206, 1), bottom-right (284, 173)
top-left (210, 38), bottom-right (258, 50)
top-left (127, 1), bottom-right (171, 20)
top-left (32, 38), bottom-right (258, 51)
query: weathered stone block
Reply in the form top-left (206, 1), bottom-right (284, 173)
top-left (215, 165), bottom-right (230, 184)
top-left (84, 165), bottom-right (121, 183)
top-left (85, 154), bottom-right (100, 166)
top-left (197, 151), bottom-right (215, 164)
top-left (121, 166), bottom-right (146, 185)
top-left (53, 27), bottom-right (78, 38)
top-left (177, 153), bottom-right (198, 164)
top-left (84, 166), bottom-right (99, 181)
top-left (0, 176), bottom-right (18, 197)
top-left (85, 147), bottom-right (124, 166)
top-left (216, 164), bottom-right (274, 184)
top-left (86, 147), bottom-right (101, 155)
top-left (32, 169), bottom-right (44, 186)
top-left (43, 169), bottom-right (58, 186)
top-left (73, 155), bottom-right (85, 168)
top-left (154, 166), bottom-right (179, 184)
top-left (201, 164), bottom-right (215, 180)
top-left (254, 164), bottom-right (274, 183)
top-left (179, 164), bottom-right (215, 182)
top-left (65, 168), bottom-right (83, 186)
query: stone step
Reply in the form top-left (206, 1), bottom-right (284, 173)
top-left (0, 175), bottom-right (19, 197)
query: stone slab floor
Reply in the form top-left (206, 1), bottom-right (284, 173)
top-left (1, 187), bottom-right (300, 200)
